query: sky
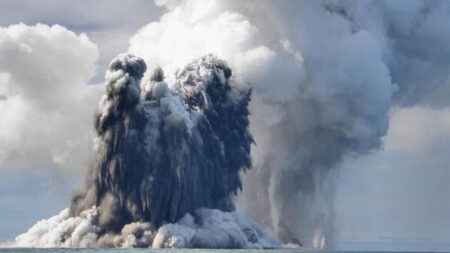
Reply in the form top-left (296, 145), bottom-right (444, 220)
top-left (335, 107), bottom-right (450, 251)
top-left (1, 0), bottom-right (450, 251)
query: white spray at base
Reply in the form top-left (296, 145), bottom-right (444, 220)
top-left (11, 207), bottom-right (279, 248)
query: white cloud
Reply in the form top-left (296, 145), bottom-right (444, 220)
top-left (129, 0), bottom-right (305, 101)
top-left (0, 0), bottom-right (164, 84)
top-left (0, 23), bottom-right (103, 174)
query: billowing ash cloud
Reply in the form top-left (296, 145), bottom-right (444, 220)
top-left (72, 53), bottom-right (253, 230)
top-left (128, 0), bottom-right (450, 248)
top-left (11, 53), bottom-right (281, 249)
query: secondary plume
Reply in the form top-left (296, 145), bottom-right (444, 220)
top-left (11, 53), bottom-right (280, 249)
top-left (128, 0), bottom-right (450, 248)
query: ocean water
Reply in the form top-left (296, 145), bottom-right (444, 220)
top-left (0, 249), bottom-right (307, 253)
top-left (0, 249), bottom-right (364, 253)
top-left (0, 250), bottom-right (437, 253)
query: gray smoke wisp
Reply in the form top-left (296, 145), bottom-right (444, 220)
top-left (11, 54), bottom-right (280, 248)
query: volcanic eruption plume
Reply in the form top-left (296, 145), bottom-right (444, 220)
top-left (11, 54), bottom-right (280, 248)
top-left (123, 0), bottom-right (450, 249)
top-left (6, 0), bottom-right (450, 250)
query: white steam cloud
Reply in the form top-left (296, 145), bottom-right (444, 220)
top-left (0, 23), bottom-right (102, 174)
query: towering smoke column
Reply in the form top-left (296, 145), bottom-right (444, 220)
top-left (71, 53), bottom-right (253, 230)
top-left (11, 54), bottom-right (280, 248)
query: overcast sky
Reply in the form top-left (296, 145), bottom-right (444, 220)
top-left (1, 0), bottom-right (450, 251)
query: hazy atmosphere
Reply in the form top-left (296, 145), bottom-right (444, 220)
top-left (1, 0), bottom-right (450, 251)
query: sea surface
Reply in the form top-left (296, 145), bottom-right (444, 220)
top-left (0, 249), bottom-right (444, 253)
top-left (0, 249), bottom-right (307, 253)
